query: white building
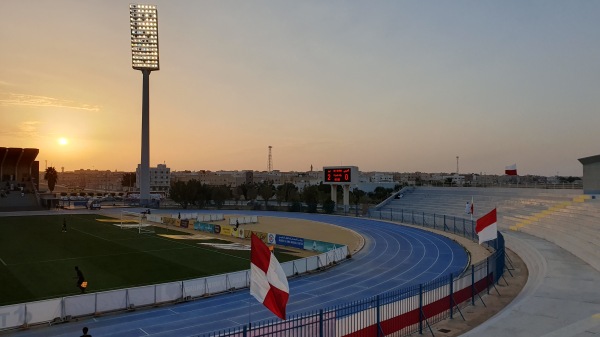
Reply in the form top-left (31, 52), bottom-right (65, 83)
top-left (136, 163), bottom-right (170, 194)
top-left (370, 173), bottom-right (394, 183)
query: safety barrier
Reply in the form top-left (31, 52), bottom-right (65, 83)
top-left (229, 216), bottom-right (259, 225)
top-left (0, 246), bottom-right (348, 331)
top-left (173, 213), bottom-right (225, 222)
top-left (369, 208), bottom-right (477, 241)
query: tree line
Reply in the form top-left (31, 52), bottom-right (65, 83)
top-left (168, 180), bottom-right (399, 213)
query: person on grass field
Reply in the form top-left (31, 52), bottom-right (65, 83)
top-left (80, 326), bottom-right (92, 336)
top-left (74, 266), bottom-right (86, 293)
top-left (62, 218), bottom-right (67, 232)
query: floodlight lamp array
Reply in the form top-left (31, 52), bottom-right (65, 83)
top-left (130, 4), bottom-right (159, 70)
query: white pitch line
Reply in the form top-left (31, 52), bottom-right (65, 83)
top-left (0, 258), bottom-right (7, 266)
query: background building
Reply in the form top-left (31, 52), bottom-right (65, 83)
top-left (0, 147), bottom-right (39, 191)
top-left (578, 154), bottom-right (600, 194)
top-left (136, 163), bottom-right (170, 195)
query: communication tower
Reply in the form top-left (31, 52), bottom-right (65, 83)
top-left (268, 146), bottom-right (273, 172)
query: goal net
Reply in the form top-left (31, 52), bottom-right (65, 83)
top-left (119, 211), bottom-right (155, 234)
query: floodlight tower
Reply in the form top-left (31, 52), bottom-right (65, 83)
top-left (130, 4), bottom-right (159, 207)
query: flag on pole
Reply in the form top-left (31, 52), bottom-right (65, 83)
top-left (250, 233), bottom-right (289, 320)
top-left (476, 208), bottom-right (497, 244)
top-left (505, 164), bottom-right (518, 176)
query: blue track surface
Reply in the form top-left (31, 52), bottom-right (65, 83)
top-left (5, 211), bottom-right (468, 337)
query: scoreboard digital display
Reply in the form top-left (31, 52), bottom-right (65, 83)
top-left (324, 167), bottom-right (352, 183)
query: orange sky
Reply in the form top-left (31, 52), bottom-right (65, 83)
top-left (1, 1), bottom-right (599, 176)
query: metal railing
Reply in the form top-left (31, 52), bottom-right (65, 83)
top-left (406, 182), bottom-right (582, 189)
top-left (369, 209), bottom-right (477, 242)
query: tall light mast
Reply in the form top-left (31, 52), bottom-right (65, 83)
top-left (130, 4), bottom-right (159, 207)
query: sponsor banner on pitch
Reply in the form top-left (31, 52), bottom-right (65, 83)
top-left (220, 225), bottom-right (233, 236)
top-left (267, 233), bottom-right (276, 245)
top-left (252, 231), bottom-right (268, 244)
top-left (163, 217), bottom-right (177, 226)
top-left (190, 222), bottom-right (339, 253)
top-left (304, 239), bottom-right (338, 253)
top-left (276, 234), bottom-right (304, 249)
top-left (193, 221), bottom-right (215, 233)
top-left (230, 226), bottom-right (243, 238)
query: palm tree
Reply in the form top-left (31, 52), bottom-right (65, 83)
top-left (44, 167), bottom-right (58, 192)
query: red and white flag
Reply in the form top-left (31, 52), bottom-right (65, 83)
top-left (250, 233), bottom-right (289, 320)
top-left (476, 208), bottom-right (497, 244)
top-left (505, 164), bottom-right (518, 176)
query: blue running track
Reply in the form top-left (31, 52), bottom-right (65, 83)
top-left (5, 211), bottom-right (468, 337)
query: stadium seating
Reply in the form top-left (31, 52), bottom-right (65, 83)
top-left (0, 186), bottom-right (40, 211)
top-left (378, 186), bottom-right (600, 272)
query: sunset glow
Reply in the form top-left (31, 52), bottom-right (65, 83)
top-left (1, 1), bottom-right (598, 176)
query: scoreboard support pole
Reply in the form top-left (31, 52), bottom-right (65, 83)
top-left (330, 185), bottom-right (337, 205)
top-left (343, 185), bottom-right (350, 213)
top-left (330, 184), bottom-right (350, 213)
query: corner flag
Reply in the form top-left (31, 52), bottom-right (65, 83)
top-left (250, 234), bottom-right (289, 319)
top-left (476, 208), bottom-right (497, 244)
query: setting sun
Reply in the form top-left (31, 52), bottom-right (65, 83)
top-left (58, 137), bottom-right (68, 146)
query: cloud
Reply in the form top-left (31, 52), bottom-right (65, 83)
top-left (0, 92), bottom-right (100, 112)
top-left (0, 120), bottom-right (42, 138)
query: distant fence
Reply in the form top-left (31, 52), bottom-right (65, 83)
top-left (369, 208), bottom-right (477, 241)
top-left (0, 246), bottom-right (348, 331)
top-left (200, 211), bottom-right (505, 337)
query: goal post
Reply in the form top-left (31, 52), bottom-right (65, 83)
top-left (119, 210), bottom-right (155, 234)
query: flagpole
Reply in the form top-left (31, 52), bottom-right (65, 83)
top-left (248, 245), bottom-right (253, 330)
top-left (248, 293), bottom-right (252, 329)
top-left (470, 196), bottom-right (474, 221)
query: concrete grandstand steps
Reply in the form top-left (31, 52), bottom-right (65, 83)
top-left (505, 195), bottom-right (600, 271)
top-left (378, 187), bottom-right (593, 241)
top-left (527, 201), bottom-right (600, 232)
top-left (385, 187), bottom-right (583, 222)
top-left (509, 195), bottom-right (595, 231)
top-left (517, 222), bottom-right (600, 272)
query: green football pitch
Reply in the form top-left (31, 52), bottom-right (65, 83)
top-left (0, 214), bottom-right (297, 306)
